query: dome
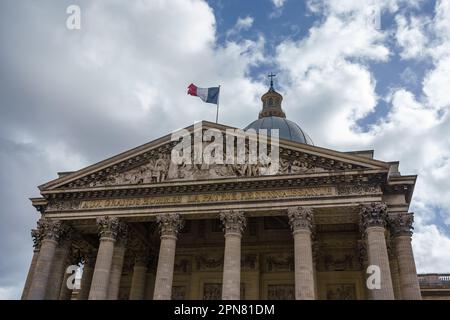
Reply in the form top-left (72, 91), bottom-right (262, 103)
top-left (244, 74), bottom-right (314, 145)
top-left (245, 116), bottom-right (314, 145)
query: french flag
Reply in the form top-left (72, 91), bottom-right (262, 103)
top-left (187, 83), bottom-right (220, 104)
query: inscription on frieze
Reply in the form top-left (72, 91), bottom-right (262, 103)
top-left (67, 187), bottom-right (335, 211)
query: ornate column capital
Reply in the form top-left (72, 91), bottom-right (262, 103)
top-left (219, 210), bottom-right (246, 235)
top-left (359, 202), bottom-right (388, 231)
top-left (96, 216), bottom-right (124, 240)
top-left (34, 219), bottom-right (72, 243)
top-left (388, 213), bottom-right (414, 237)
top-left (287, 206), bottom-right (314, 232)
top-left (156, 213), bottom-right (184, 237)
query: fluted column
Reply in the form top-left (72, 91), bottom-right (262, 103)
top-left (89, 216), bottom-right (125, 300)
top-left (153, 214), bottom-right (184, 300)
top-left (220, 210), bottom-right (246, 300)
top-left (59, 251), bottom-right (81, 300)
top-left (107, 226), bottom-right (128, 300)
top-left (387, 241), bottom-right (402, 300)
top-left (389, 213), bottom-right (421, 300)
top-left (287, 207), bottom-right (315, 300)
top-left (129, 255), bottom-right (148, 300)
top-left (21, 229), bottom-right (42, 299)
top-left (46, 233), bottom-right (73, 299)
top-left (78, 250), bottom-right (96, 300)
top-left (360, 203), bottom-right (394, 300)
top-left (27, 220), bottom-right (69, 300)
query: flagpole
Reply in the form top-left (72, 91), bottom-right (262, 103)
top-left (216, 85), bottom-right (221, 124)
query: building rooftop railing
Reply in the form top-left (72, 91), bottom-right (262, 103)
top-left (418, 274), bottom-right (450, 288)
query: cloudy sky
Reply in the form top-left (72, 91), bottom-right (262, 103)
top-left (1, 0), bottom-right (450, 299)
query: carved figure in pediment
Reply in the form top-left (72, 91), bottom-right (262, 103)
top-left (290, 160), bottom-right (310, 174)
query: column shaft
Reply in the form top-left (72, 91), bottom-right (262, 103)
top-left (293, 229), bottom-right (315, 300)
top-left (21, 249), bottom-right (39, 300)
top-left (153, 235), bottom-right (177, 299)
top-left (287, 207), bottom-right (315, 300)
top-left (395, 236), bottom-right (421, 300)
top-left (153, 214), bottom-right (183, 300)
top-left (220, 210), bottom-right (246, 300)
top-left (78, 263), bottom-right (94, 300)
top-left (107, 243), bottom-right (126, 300)
top-left (129, 260), bottom-right (148, 300)
top-left (366, 226), bottom-right (394, 300)
top-left (222, 233), bottom-right (242, 300)
top-left (389, 255), bottom-right (402, 300)
top-left (88, 237), bottom-right (115, 299)
top-left (59, 268), bottom-right (74, 300)
top-left (27, 239), bottom-right (58, 300)
top-left (45, 242), bottom-right (71, 299)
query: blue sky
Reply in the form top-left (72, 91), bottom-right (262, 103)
top-left (1, 0), bottom-right (450, 299)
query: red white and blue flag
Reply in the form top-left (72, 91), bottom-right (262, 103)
top-left (187, 83), bottom-right (220, 104)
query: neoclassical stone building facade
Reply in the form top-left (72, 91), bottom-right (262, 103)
top-left (23, 85), bottom-right (423, 300)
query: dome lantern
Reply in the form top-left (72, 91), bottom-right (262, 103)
top-left (245, 73), bottom-right (314, 145)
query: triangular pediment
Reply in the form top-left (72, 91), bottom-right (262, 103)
top-left (39, 121), bottom-right (390, 191)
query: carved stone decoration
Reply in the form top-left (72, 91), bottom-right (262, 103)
top-left (96, 216), bottom-right (120, 239)
top-left (337, 184), bottom-right (381, 196)
top-left (203, 283), bottom-right (222, 300)
top-left (35, 219), bottom-right (71, 243)
top-left (388, 213), bottom-right (414, 237)
top-left (219, 210), bottom-right (246, 235)
top-left (287, 206), bottom-right (314, 232)
top-left (267, 284), bottom-right (295, 300)
top-left (359, 202), bottom-right (388, 231)
top-left (156, 213), bottom-right (184, 236)
top-left (172, 286), bottom-right (187, 300)
top-left (326, 284), bottom-right (356, 300)
top-left (321, 251), bottom-right (356, 271)
top-left (196, 255), bottom-right (223, 271)
top-left (46, 200), bottom-right (81, 212)
top-left (264, 253), bottom-right (294, 272)
top-left (31, 228), bottom-right (42, 250)
top-left (174, 257), bottom-right (191, 273)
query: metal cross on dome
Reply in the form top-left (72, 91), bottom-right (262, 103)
top-left (268, 73), bottom-right (276, 89)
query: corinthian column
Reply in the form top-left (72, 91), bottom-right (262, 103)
top-left (287, 207), bottom-right (315, 300)
top-left (360, 203), bottom-right (394, 300)
top-left (107, 225), bottom-right (128, 300)
top-left (153, 214), bottom-right (184, 300)
top-left (46, 230), bottom-right (73, 300)
top-left (88, 216), bottom-right (123, 300)
top-left (27, 220), bottom-right (69, 300)
top-left (129, 255), bottom-right (148, 300)
top-left (389, 213), bottom-right (421, 300)
top-left (21, 229), bottom-right (42, 299)
top-left (220, 210), bottom-right (246, 300)
top-left (78, 250), bottom-right (96, 300)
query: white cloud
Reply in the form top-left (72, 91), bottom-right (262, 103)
top-left (226, 16), bottom-right (254, 38)
top-left (271, 0), bottom-right (286, 9)
top-left (395, 15), bottom-right (429, 60)
top-left (413, 224), bottom-right (450, 273)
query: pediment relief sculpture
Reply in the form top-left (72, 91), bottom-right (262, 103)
top-left (79, 149), bottom-right (332, 188)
